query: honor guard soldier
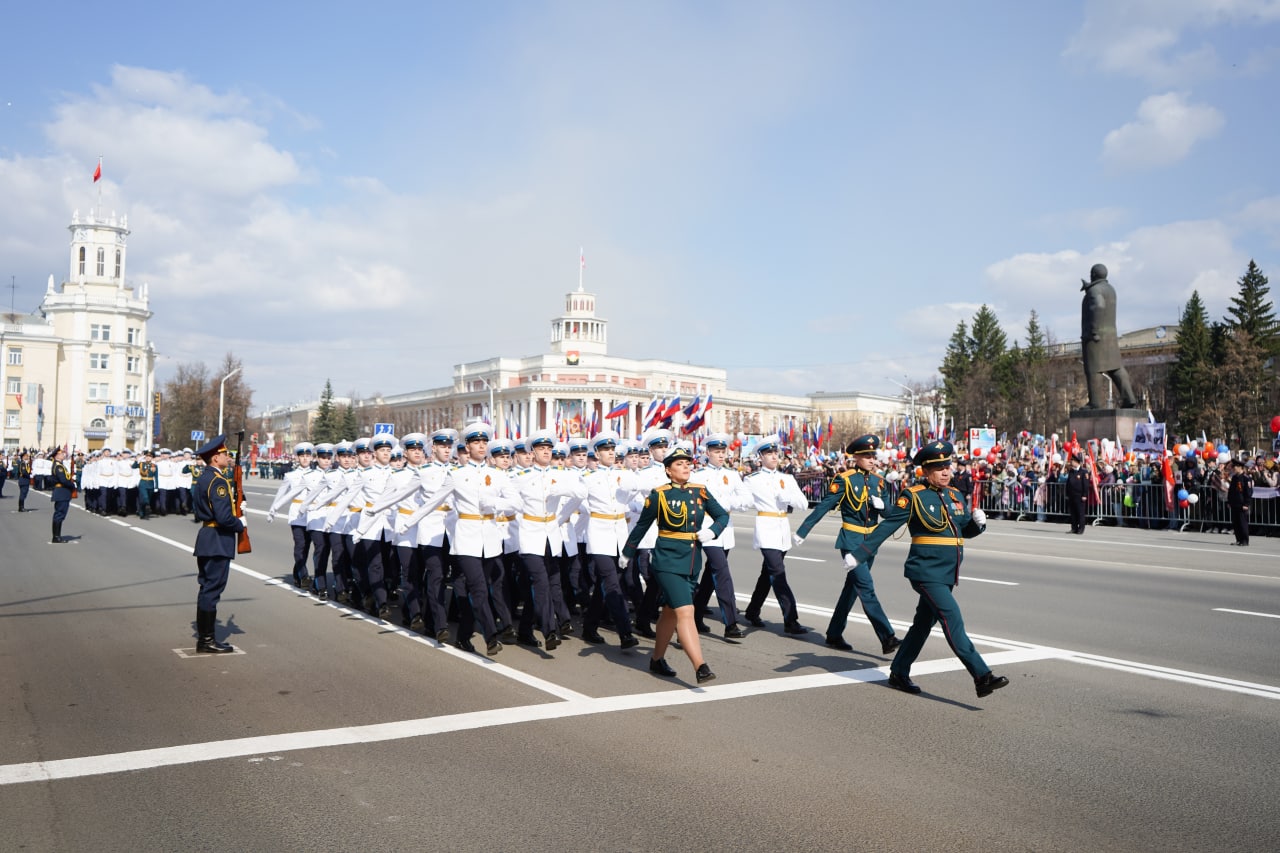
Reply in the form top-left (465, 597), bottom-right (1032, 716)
top-left (557, 431), bottom-right (641, 648)
top-left (134, 450), bottom-right (158, 519)
top-left (183, 452), bottom-right (206, 521)
top-left (310, 440), bottom-right (359, 602)
top-left (488, 438), bottom-right (523, 631)
top-left (14, 451), bottom-right (32, 512)
top-left (267, 442), bottom-right (316, 589)
top-left (851, 441), bottom-right (1008, 698)
top-left (191, 435), bottom-right (247, 653)
top-left (400, 423), bottom-right (516, 654)
top-left (156, 448), bottom-right (176, 514)
top-left (344, 434), bottom-right (397, 618)
top-left (621, 445), bottom-right (729, 683)
top-left (742, 438), bottom-right (812, 634)
top-left (564, 436), bottom-right (593, 615)
top-left (511, 429), bottom-right (587, 650)
top-left (117, 449), bottom-right (138, 515)
top-left (50, 448), bottom-right (76, 543)
top-left (794, 434), bottom-right (901, 655)
top-left (97, 448), bottom-right (118, 515)
top-left (177, 448), bottom-right (196, 514)
top-left (689, 432), bottom-right (754, 638)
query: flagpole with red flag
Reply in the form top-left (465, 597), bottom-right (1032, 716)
top-left (93, 156), bottom-right (103, 212)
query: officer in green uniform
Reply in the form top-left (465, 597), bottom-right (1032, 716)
top-left (794, 434), bottom-right (900, 655)
top-left (851, 440), bottom-right (1009, 699)
top-left (621, 446), bottom-right (729, 684)
top-left (134, 450), bottom-right (157, 519)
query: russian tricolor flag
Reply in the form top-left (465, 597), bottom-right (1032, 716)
top-left (605, 401), bottom-right (629, 419)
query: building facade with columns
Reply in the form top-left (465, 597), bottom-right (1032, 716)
top-left (257, 279), bottom-right (927, 453)
top-left (0, 210), bottom-right (158, 452)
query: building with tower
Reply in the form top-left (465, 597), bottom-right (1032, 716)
top-left (1, 209), bottom-right (158, 452)
top-left (258, 264), bottom-right (917, 453)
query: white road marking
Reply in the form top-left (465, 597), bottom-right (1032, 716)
top-left (960, 577), bottom-right (1019, 586)
top-left (0, 647), bottom-right (1057, 786)
top-left (1213, 608), bottom-right (1280, 620)
top-left (786, 556), bottom-right (826, 563)
top-left (79, 507), bottom-right (587, 703)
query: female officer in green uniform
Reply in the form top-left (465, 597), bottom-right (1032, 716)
top-left (621, 446), bottom-right (729, 684)
top-left (850, 440), bottom-right (1009, 699)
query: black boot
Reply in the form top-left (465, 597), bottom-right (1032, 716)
top-left (51, 521), bottom-right (63, 544)
top-left (196, 609), bottom-right (233, 654)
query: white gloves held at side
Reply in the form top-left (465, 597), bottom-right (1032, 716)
top-left (697, 529), bottom-right (716, 544)
top-left (972, 509), bottom-right (987, 526)
top-left (618, 555), bottom-right (630, 570)
top-left (871, 496), bottom-right (885, 511)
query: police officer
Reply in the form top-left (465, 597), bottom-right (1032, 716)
top-left (853, 440), bottom-right (1008, 699)
top-left (1064, 455), bottom-right (1090, 534)
top-left (621, 445), bottom-right (729, 683)
top-left (794, 434), bottom-right (900, 655)
top-left (50, 448), bottom-right (76, 543)
top-left (742, 438), bottom-right (811, 634)
top-left (191, 435), bottom-right (247, 653)
top-left (1227, 457), bottom-right (1253, 546)
top-left (689, 432), bottom-right (753, 638)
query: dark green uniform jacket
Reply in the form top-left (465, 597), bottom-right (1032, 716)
top-left (857, 483), bottom-right (984, 585)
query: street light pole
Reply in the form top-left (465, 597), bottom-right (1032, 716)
top-left (885, 376), bottom-right (917, 448)
top-left (479, 377), bottom-right (496, 431)
top-left (218, 366), bottom-right (242, 436)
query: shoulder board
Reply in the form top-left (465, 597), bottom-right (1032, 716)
top-left (654, 483), bottom-right (672, 492)
top-left (746, 470), bottom-right (762, 478)
top-left (906, 484), bottom-right (926, 493)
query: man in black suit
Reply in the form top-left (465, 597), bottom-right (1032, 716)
top-left (1064, 455), bottom-right (1091, 534)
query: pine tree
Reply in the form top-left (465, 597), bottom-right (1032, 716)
top-left (1169, 292), bottom-right (1213, 435)
top-left (968, 305), bottom-right (1008, 362)
top-left (311, 379), bottom-right (338, 443)
top-left (340, 403), bottom-right (359, 440)
top-left (939, 319), bottom-right (970, 415)
top-left (1226, 260), bottom-right (1278, 355)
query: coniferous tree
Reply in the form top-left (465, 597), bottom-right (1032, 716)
top-left (311, 379), bottom-right (339, 443)
top-left (939, 319), bottom-right (970, 416)
top-left (340, 403), bottom-right (359, 440)
top-left (1226, 260), bottom-right (1278, 356)
top-left (1169, 291), bottom-right (1213, 436)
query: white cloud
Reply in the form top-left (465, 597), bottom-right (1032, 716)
top-left (1101, 91), bottom-right (1223, 170)
top-left (1066, 0), bottom-right (1280, 83)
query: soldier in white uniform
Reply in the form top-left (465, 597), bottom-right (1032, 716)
top-left (340, 435), bottom-right (396, 618)
top-left (267, 442), bottom-right (316, 589)
top-left (156, 448), bottom-right (176, 515)
top-left (689, 432), bottom-right (754, 638)
top-left (488, 438), bottom-right (523, 635)
top-left (563, 436), bottom-right (593, 615)
top-left (117, 449), bottom-right (139, 515)
top-left (399, 423), bottom-right (517, 655)
top-left (304, 443), bottom-right (335, 598)
top-left (97, 449), bottom-right (118, 515)
top-left (177, 448), bottom-right (196, 515)
top-left (742, 437), bottom-right (812, 635)
top-left (558, 431), bottom-right (642, 648)
top-left (81, 451), bottom-right (100, 513)
top-left (310, 440), bottom-right (359, 604)
top-left (628, 429), bottom-right (674, 638)
top-left (510, 430), bottom-right (587, 650)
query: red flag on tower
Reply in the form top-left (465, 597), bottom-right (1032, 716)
top-left (93, 159), bottom-right (102, 183)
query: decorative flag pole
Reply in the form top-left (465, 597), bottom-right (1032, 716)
top-left (578, 247), bottom-right (585, 293)
top-left (93, 156), bottom-right (103, 212)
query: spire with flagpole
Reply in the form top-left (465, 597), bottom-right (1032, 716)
top-left (578, 246), bottom-right (585, 293)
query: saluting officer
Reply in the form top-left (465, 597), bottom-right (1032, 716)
top-left (191, 435), bottom-right (247, 653)
top-left (742, 438), bottom-right (812, 634)
top-left (794, 434), bottom-right (900, 655)
top-left (852, 441), bottom-right (1008, 699)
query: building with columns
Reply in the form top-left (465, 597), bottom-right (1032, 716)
top-left (257, 276), bottom-right (925, 453)
top-left (1, 209), bottom-right (158, 452)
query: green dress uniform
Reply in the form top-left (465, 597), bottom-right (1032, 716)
top-left (623, 481), bottom-right (729, 609)
top-left (134, 459), bottom-right (157, 518)
top-left (796, 448), bottom-right (898, 651)
top-left (857, 441), bottom-right (1007, 697)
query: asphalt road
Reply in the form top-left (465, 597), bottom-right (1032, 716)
top-left (2, 480), bottom-right (1278, 852)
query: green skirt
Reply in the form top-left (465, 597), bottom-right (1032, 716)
top-left (652, 568), bottom-right (697, 609)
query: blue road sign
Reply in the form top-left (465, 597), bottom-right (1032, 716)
top-left (373, 422), bottom-right (395, 435)
top-left (191, 430), bottom-right (206, 442)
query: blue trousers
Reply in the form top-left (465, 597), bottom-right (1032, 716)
top-left (290, 524), bottom-right (311, 584)
top-left (453, 555), bottom-right (499, 642)
top-left (196, 555), bottom-right (230, 611)
top-left (746, 548), bottom-right (799, 625)
top-left (828, 551), bottom-right (894, 644)
top-left (519, 546), bottom-right (561, 638)
top-left (693, 546), bottom-right (739, 626)
top-left (891, 580), bottom-right (989, 679)
top-left (309, 529), bottom-right (331, 590)
top-left (584, 553), bottom-right (632, 637)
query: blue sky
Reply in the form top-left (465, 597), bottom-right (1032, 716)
top-left (2, 1), bottom-right (1278, 410)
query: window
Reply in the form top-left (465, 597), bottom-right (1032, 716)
top-left (6, 348), bottom-right (21, 366)
top-left (5, 377), bottom-right (19, 395)
top-left (90, 353), bottom-right (110, 370)
top-left (127, 355), bottom-right (140, 373)
top-left (127, 327), bottom-right (140, 345)
top-left (78, 246), bottom-right (86, 275)
top-left (5, 410), bottom-right (18, 429)
top-left (125, 384), bottom-right (139, 402)
top-left (90, 418), bottom-right (107, 428)
top-left (115, 249), bottom-right (122, 279)
top-left (91, 323), bottom-right (112, 341)
top-left (96, 247), bottom-right (105, 276)
top-left (87, 383), bottom-right (110, 401)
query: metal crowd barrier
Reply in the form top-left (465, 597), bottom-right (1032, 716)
top-left (790, 470), bottom-right (1277, 535)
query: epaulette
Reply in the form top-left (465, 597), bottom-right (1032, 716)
top-left (654, 483), bottom-right (672, 492)
top-left (746, 470), bottom-right (763, 478)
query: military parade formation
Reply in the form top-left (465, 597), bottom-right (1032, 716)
top-left (224, 425), bottom-right (1004, 698)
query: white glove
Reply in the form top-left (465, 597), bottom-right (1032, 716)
top-left (266, 510), bottom-right (276, 524)
top-left (618, 555), bottom-right (630, 570)
top-left (972, 509), bottom-right (987, 526)
top-left (792, 533), bottom-right (805, 547)
top-left (479, 497), bottom-right (495, 514)
top-left (697, 529), bottom-right (715, 544)
top-left (871, 496), bottom-right (885, 511)
top-left (239, 515), bottom-right (249, 531)
top-left (240, 501), bottom-right (247, 514)
top-left (843, 553), bottom-right (858, 568)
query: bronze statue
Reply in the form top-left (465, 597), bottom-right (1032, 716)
top-left (1080, 263), bottom-right (1138, 409)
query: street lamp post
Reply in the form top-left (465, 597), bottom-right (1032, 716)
top-left (478, 377), bottom-right (496, 431)
top-left (886, 376), bottom-right (917, 448)
top-left (218, 367), bottom-right (242, 436)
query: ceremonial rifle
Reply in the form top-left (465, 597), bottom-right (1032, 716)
top-left (234, 429), bottom-right (253, 554)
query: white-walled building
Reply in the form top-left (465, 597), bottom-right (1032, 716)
top-left (0, 209), bottom-right (158, 452)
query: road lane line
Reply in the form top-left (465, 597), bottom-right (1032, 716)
top-left (1213, 608), bottom-right (1280, 620)
top-left (0, 647), bottom-right (1057, 787)
top-left (84, 508), bottom-right (587, 702)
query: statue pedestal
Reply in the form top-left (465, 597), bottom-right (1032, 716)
top-left (1068, 408), bottom-right (1148, 446)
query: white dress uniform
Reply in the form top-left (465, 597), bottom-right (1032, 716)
top-left (406, 460), bottom-right (517, 559)
top-left (742, 440), bottom-right (811, 632)
top-left (688, 434), bottom-right (755, 633)
top-left (690, 462), bottom-right (754, 549)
